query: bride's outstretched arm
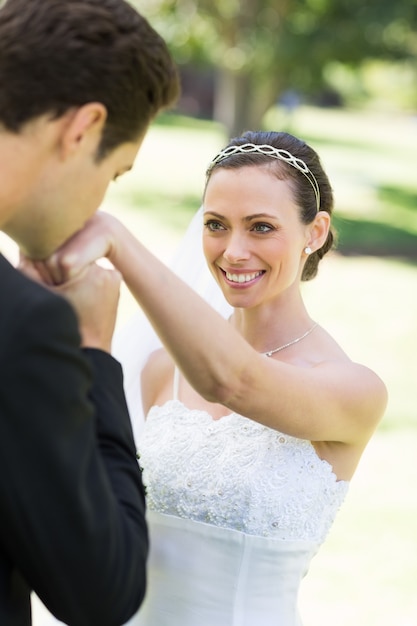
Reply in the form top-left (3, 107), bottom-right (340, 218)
top-left (46, 212), bottom-right (252, 405)
top-left (43, 211), bottom-right (386, 444)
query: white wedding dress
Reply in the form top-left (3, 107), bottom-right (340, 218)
top-left (117, 208), bottom-right (349, 626)
top-left (126, 369), bottom-right (349, 626)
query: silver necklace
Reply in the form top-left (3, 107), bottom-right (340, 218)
top-left (263, 323), bottom-right (318, 357)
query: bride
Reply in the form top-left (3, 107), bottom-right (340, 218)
top-left (38, 130), bottom-right (387, 625)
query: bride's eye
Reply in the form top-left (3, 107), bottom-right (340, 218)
top-left (204, 220), bottom-right (225, 232)
top-left (252, 223), bottom-right (274, 233)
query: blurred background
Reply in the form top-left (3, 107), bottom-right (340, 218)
top-left (1, 0), bottom-right (415, 624)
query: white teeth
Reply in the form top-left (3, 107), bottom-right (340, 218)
top-left (225, 271), bottom-right (262, 283)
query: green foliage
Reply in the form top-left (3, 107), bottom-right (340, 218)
top-left (131, 0), bottom-right (417, 134)
top-left (136, 0), bottom-right (416, 67)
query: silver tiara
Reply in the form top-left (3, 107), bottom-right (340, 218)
top-left (207, 143), bottom-right (320, 211)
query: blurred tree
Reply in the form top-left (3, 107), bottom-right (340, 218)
top-left (132, 0), bottom-right (417, 136)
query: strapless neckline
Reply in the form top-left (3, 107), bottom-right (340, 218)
top-left (140, 399), bottom-right (349, 542)
top-left (146, 399), bottom-right (348, 486)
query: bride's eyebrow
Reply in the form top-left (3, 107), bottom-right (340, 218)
top-left (244, 213), bottom-right (277, 221)
top-left (203, 211), bottom-right (278, 225)
top-left (203, 211), bottom-right (223, 218)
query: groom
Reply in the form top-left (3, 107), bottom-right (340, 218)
top-left (0, 0), bottom-right (178, 625)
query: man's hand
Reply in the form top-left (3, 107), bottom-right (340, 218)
top-left (54, 263), bottom-right (122, 352)
top-left (19, 212), bottom-right (123, 352)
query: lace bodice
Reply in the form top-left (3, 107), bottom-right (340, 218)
top-left (139, 400), bottom-right (348, 543)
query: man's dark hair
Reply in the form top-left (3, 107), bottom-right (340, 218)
top-left (0, 0), bottom-right (179, 157)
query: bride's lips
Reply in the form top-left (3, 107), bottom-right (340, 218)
top-left (220, 268), bottom-right (265, 287)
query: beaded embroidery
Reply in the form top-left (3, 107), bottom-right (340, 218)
top-left (139, 400), bottom-right (348, 543)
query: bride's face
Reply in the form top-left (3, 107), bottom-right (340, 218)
top-left (202, 165), bottom-right (310, 310)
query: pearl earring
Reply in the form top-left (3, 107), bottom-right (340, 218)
top-left (304, 246), bottom-right (312, 255)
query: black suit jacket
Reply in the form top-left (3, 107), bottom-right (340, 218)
top-left (0, 254), bottom-right (148, 625)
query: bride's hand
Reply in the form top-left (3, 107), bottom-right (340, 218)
top-left (18, 252), bottom-right (56, 286)
top-left (45, 211), bottom-right (121, 284)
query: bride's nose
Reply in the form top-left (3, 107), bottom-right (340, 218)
top-left (223, 232), bottom-right (250, 263)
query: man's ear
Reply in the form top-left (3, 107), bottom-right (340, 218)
top-left (60, 103), bottom-right (107, 159)
top-left (306, 211), bottom-right (331, 253)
